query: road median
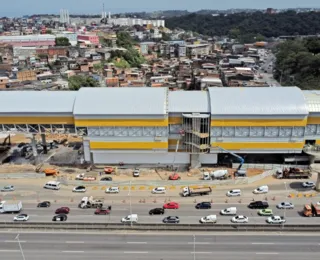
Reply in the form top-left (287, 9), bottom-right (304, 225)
top-left (0, 222), bottom-right (319, 232)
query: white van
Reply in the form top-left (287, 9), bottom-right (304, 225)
top-left (220, 207), bottom-right (237, 215)
top-left (105, 187), bottom-right (120, 193)
top-left (43, 181), bottom-right (61, 190)
top-left (200, 215), bottom-right (217, 223)
top-left (226, 189), bottom-right (241, 197)
top-left (152, 187), bottom-right (166, 194)
top-left (253, 185), bottom-right (269, 194)
top-left (121, 214), bottom-right (138, 223)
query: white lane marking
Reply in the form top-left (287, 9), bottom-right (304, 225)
top-left (62, 251), bottom-right (84, 253)
top-left (4, 240), bottom-right (26, 243)
top-left (65, 241), bottom-right (84, 244)
top-left (256, 252), bottom-right (279, 255)
top-left (252, 243), bottom-right (275, 245)
top-left (188, 242), bottom-right (211, 245)
top-left (191, 252), bottom-right (212, 254)
top-left (126, 242), bottom-right (147, 244)
top-left (0, 250), bottom-right (20, 252)
top-left (124, 251), bottom-right (148, 254)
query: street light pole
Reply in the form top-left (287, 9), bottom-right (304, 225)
top-left (15, 234), bottom-right (26, 260)
top-left (283, 182), bottom-right (288, 229)
top-left (128, 181), bottom-right (132, 227)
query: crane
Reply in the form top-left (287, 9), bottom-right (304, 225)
top-left (212, 146), bottom-right (246, 176)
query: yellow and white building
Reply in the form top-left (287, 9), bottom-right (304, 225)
top-left (0, 87), bottom-right (320, 166)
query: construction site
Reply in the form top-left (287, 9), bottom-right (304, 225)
top-left (2, 87), bottom-right (320, 181)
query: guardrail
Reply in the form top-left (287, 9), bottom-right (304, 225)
top-left (0, 173), bottom-right (46, 179)
top-left (0, 222), bottom-right (319, 232)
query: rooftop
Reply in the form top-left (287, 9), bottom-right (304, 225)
top-left (168, 91), bottom-right (210, 113)
top-left (303, 90), bottom-right (320, 113)
top-left (0, 91), bottom-right (77, 115)
top-left (73, 87), bottom-right (168, 117)
top-left (209, 87), bottom-right (308, 116)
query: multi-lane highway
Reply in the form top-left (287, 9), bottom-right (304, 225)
top-left (0, 202), bottom-right (316, 224)
top-left (0, 232), bottom-right (319, 260)
top-left (0, 178), bottom-right (319, 224)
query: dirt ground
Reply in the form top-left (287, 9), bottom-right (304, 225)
top-left (0, 163), bottom-right (264, 181)
top-left (0, 133), bottom-right (82, 144)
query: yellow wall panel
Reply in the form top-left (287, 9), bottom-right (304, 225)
top-left (316, 140), bottom-right (320, 145)
top-left (169, 117), bottom-right (182, 124)
top-left (0, 116), bottom-right (74, 125)
top-left (211, 118), bottom-right (307, 127)
top-left (75, 118), bottom-right (168, 127)
top-left (307, 117), bottom-right (320, 125)
top-left (90, 141), bottom-right (168, 150)
top-left (168, 139), bottom-right (180, 145)
top-left (211, 142), bottom-right (304, 150)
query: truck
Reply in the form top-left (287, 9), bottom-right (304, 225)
top-left (203, 170), bottom-right (231, 180)
top-left (303, 203), bottom-right (320, 217)
top-left (212, 146), bottom-right (247, 177)
top-left (0, 201), bottom-right (23, 213)
top-left (78, 196), bottom-right (104, 209)
top-left (75, 173), bottom-right (96, 181)
top-left (182, 186), bottom-right (212, 197)
top-left (276, 167), bottom-right (311, 179)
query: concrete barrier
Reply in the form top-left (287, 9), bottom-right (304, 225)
top-left (0, 173), bottom-right (46, 179)
top-left (0, 222), bottom-right (319, 232)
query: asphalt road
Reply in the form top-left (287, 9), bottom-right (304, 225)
top-left (0, 202), bottom-right (316, 224)
top-left (0, 232), bottom-right (319, 260)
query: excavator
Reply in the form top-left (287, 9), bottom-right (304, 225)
top-left (213, 146), bottom-right (247, 177)
top-left (0, 135), bottom-right (11, 152)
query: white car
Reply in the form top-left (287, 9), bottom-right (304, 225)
top-left (231, 215), bottom-right (249, 223)
top-left (266, 216), bottom-right (286, 224)
top-left (72, 186), bottom-right (86, 192)
top-left (133, 169), bottom-right (140, 177)
top-left (152, 187), bottom-right (166, 194)
top-left (13, 214), bottom-right (29, 221)
top-left (105, 187), bottom-right (120, 193)
top-left (302, 181), bottom-right (315, 188)
top-left (1, 185), bottom-right (14, 192)
top-left (277, 202), bottom-right (294, 209)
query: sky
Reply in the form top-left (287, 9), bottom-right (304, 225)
top-left (1, 0), bottom-right (319, 17)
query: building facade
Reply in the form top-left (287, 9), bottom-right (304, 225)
top-left (0, 35), bottom-right (56, 47)
top-left (0, 87), bottom-right (320, 167)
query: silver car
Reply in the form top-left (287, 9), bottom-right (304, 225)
top-left (277, 202), bottom-right (294, 209)
top-left (1, 185), bottom-right (14, 192)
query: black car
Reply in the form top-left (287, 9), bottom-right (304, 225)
top-left (248, 201), bottom-right (269, 209)
top-left (52, 214), bottom-right (67, 222)
top-left (149, 208), bottom-right (165, 215)
top-left (37, 201), bottom-right (51, 208)
top-left (163, 216), bottom-right (180, 224)
top-left (100, 177), bottom-right (113, 182)
top-left (195, 202), bottom-right (211, 209)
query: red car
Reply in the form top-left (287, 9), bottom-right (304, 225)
top-left (94, 208), bottom-right (110, 215)
top-left (55, 207), bottom-right (70, 214)
top-left (163, 202), bottom-right (179, 209)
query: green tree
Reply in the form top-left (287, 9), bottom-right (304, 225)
top-left (55, 37), bottom-right (70, 46)
top-left (162, 32), bottom-right (171, 41)
top-left (110, 31), bottom-right (145, 67)
top-left (274, 38), bottom-right (320, 89)
top-left (93, 63), bottom-right (104, 75)
top-left (68, 75), bottom-right (100, 90)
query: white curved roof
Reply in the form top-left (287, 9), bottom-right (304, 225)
top-left (73, 87), bottom-right (167, 117)
top-left (168, 91), bottom-right (210, 113)
top-left (209, 87), bottom-right (308, 116)
top-left (0, 91), bottom-right (76, 115)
